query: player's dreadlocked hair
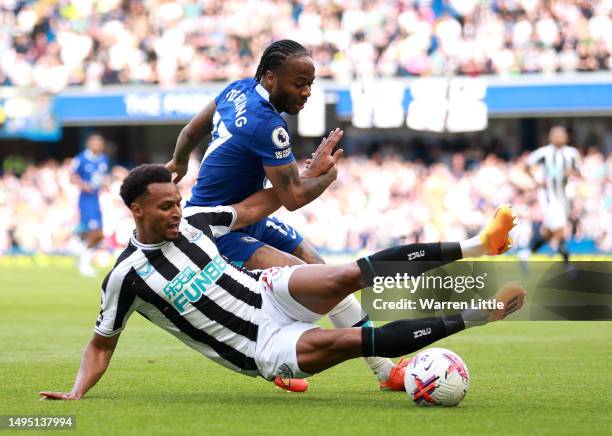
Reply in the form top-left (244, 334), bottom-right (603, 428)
top-left (254, 40), bottom-right (309, 82)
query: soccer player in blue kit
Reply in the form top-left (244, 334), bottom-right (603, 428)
top-left (167, 40), bottom-right (404, 392)
top-left (71, 133), bottom-right (109, 276)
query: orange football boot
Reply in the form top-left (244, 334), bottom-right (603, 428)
top-left (273, 376), bottom-right (309, 393)
top-left (379, 357), bottom-right (411, 391)
top-left (479, 205), bottom-right (518, 255)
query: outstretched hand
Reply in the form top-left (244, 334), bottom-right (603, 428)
top-left (39, 391), bottom-right (81, 401)
top-left (302, 128), bottom-right (344, 178)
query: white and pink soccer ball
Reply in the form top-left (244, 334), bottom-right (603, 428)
top-left (404, 348), bottom-right (470, 407)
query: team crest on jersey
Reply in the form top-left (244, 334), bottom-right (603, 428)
top-left (271, 126), bottom-right (290, 149)
top-left (183, 226), bottom-right (202, 243)
top-left (136, 262), bottom-right (153, 279)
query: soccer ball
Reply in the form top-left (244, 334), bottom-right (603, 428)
top-left (404, 348), bottom-right (469, 407)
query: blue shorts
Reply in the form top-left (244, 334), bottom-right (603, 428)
top-left (78, 195), bottom-right (102, 232)
top-left (216, 216), bottom-right (303, 265)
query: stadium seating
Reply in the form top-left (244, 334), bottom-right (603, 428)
top-left (1, 152), bottom-right (609, 255)
top-left (0, 0), bottom-right (609, 91)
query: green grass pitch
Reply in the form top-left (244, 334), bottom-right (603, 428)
top-left (1, 264), bottom-right (611, 435)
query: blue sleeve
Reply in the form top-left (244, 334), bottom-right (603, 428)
top-left (252, 116), bottom-right (295, 166)
top-left (215, 80), bottom-right (240, 105)
top-left (71, 156), bottom-right (83, 176)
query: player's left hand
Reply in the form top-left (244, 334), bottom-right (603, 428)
top-left (304, 149), bottom-right (343, 176)
top-left (39, 391), bottom-right (81, 401)
top-left (302, 128), bottom-right (344, 178)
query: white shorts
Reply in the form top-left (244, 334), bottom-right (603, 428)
top-left (541, 198), bottom-right (568, 231)
top-left (254, 266), bottom-right (323, 380)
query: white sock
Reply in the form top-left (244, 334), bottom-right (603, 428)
top-left (459, 235), bottom-right (487, 258)
top-left (77, 244), bottom-right (86, 268)
top-left (328, 295), bottom-right (394, 382)
top-left (79, 248), bottom-right (93, 269)
top-left (518, 248), bottom-right (531, 262)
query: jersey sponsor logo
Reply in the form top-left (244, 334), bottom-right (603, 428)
top-left (271, 126), bottom-right (290, 149)
top-left (162, 255), bottom-right (228, 313)
top-left (226, 89), bottom-right (248, 127)
top-left (275, 148), bottom-right (292, 159)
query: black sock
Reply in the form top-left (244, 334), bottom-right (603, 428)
top-left (530, 235), bottom-right (546, 253)
top-left (361, 315), bottom-right (465, 358)
top-left (357, 242), bottom-right (462, 287)
top-left (558, 240), bottom-right (569, 263)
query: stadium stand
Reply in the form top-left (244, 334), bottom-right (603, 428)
top-left (0, 0), bottom-right (610, 91)
top-left (1, 150), bottom-right (609, 255)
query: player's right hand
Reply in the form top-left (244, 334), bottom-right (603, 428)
top-left (81, 183), bottom-right (94, 193)
top-left (165, 158), bottom-right (189, 184)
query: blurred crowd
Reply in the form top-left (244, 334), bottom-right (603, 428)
top-left (0, 0), bottom-right (610, 91)
top-left (1, 150), bottom-right (610, 256)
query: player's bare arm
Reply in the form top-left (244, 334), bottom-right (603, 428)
top-left (565, 156), bottom-right (582, 179)
top-left (264, 129), bottom-right (343, 211)
top-left (264, 161), bottom-right (338, 211)
top-left (230, 188), bottom-right (283, 230)
top-left (524, 164), bottom-right (545, 189)
top-left (167, 99), bottom-right (217, 183)
top-left (40, 333), bottom-right (119, 400)
top-left (70, 171), bottom-right (93, 193)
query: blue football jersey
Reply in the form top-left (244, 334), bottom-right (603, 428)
top-left (72, 149), bottom-right (109, 195)
top-left (187, 78), bottom-right (295, 207)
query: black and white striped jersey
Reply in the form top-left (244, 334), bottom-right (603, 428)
top-left (527, 144), bottom-right (580, 205)
top-left (95, 206), bottom-right (263, 377)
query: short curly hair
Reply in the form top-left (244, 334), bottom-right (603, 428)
top-left (119, 164), bottom-right (172, 207)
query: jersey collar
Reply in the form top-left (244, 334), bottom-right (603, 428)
top-left (255, 83), bottom-right (280, 114)
top-left (130, 231), bottom-right (168, 250)
top-left (255, 83), bottom-right (270, 101)
top-left (84, 149), bottom-right (102, 161)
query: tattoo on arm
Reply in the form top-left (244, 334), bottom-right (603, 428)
top-left (266, 163), bottom-right (336, 209)
top-left (278, 166), bottom-right (300, 191)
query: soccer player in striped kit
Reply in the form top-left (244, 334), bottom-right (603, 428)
top-left (525, 126), bottom-right (581, 263)
top-left (40, 164), bottom-right (525, 401)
